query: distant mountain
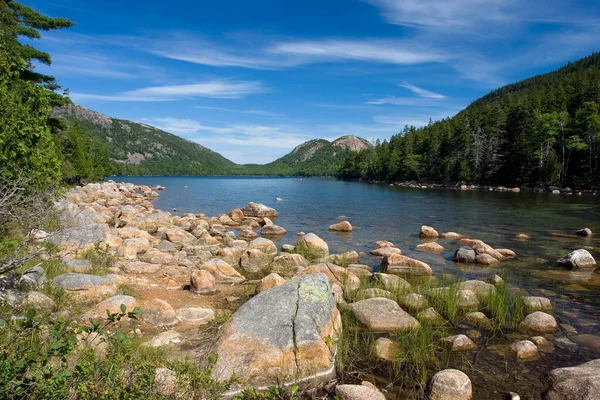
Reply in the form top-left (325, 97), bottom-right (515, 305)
top-left (53, 104), bottom-right (240, 176)
top-left (53, 105), bottom-right (371, 177)
top-left (244, 136), bottom-right (372, 176)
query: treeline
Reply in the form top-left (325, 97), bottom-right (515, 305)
top-left (0, 0), bottom-right (111, 188)
top-left (336, 53), bottom-right (600, 189)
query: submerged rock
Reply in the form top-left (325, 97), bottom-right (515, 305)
top-left (427, 369), bottom-right (472, 400)
top-left (213, 273), bottom-right (340, 394)
top-left (510, 340), bottom-right (539, 361)
top-left (419, 225), bottom-right (439, 238)
top-left (370, 247), bottom-right (402, 257)
top-left (373, 240), bottom-right (395, 248)
top-left (557, 249), bottom-right (597, 269)
top-left (348, 297), bottom-right (420, 333)
top-left (439, 334), bottom-right (477, 351)
top-left (416, 242), bottom-right (444, 252)
top-left (546, 359), bottom-right (600, 400)
top-left (522, 296), bottom-right (552, 312)
top-left (575, 228), bottom-right (593, 237)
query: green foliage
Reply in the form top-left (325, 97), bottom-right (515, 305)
top-left (233, 385), bottom-right (300, 400)
top-left (81, 244), bottom-right (116, 275)
top-left (59, 121), bottom-right (112, 184)
top-left (0, 306), bottom-right (236, 400)
top-left (335, 53), bottom-right (600, 188)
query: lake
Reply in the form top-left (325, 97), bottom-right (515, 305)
top-left (108, 175), bottom-right (600, 396)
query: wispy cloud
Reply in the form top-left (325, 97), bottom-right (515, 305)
top-left (269, 39), bottom-right (448, 65)
top-left (399, 82), bottom-right (446, 99)
top-left (365, 96), bottom-right (444, 106)
top-left (71, 79), bottom-right (266, 102)
top-left (194, 105), bottom-right (280, 117)
top-left (141, 118), bottom-right (202, 135)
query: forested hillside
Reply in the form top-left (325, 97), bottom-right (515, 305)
top-left (337, 53), bottom-right (600, 188)
top-left (244, 136), bottom-right (372, 176)
top-left (53, 105), bottom-right (241, 176)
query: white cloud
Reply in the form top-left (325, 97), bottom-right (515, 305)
top-left (70, 79), bottom-right (265, 102)
top-left (270, 39), bottom-right (448, 65)
top-left (365, 96), bottom-right (443, 106)
top-left (126, 80), bottom-right (265, 99)
top-left (194, 105), bottom-right (280, 117)
top-left (399, 82), bottom-right (445, 99)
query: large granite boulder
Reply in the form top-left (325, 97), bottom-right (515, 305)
top-left (546, 359), bottom-right (600, 400)
top-left (242, 202), bottom-right (278, 218)
top-left (213, 273), bottom-right (341, 394)
top-left (52, 273), bottom-right (114, 291)
top-left (557, 249), bottom-right (597, 269)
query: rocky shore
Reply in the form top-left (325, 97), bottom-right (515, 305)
top-left (5, 181), bottom-right (600, 399)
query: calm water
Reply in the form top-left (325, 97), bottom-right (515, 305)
top-left (111, 176), bottom-right (600, 312)
top-left (109, 176), bottom-right (600, 396)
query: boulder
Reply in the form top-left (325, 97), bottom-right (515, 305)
top-left (571, 334), bottom-right (600, 351)
top-left (52, 273), bottom-right (114, 291)
top-left (242, 202), bottom-right (278, 218)
top-left (358, 288), bottom-right (392, 299)
top-left (398, 293), bottom-right (429, 311)
top-left (21, 291), bottom-right (56, 310)
top-left (240, 249), bottom-right (271, 275)
top-left (370, 247), bottom-right (402, 257)
top-left (373, 273), bottom-right (411, 292)
top-left (427, 369), bottom-right (472, 400)
top-left (329, 221), bottom-right (353, 232)
top-left (417, 307), bottom-right (445, 325)
top-left (281, 244), bottom-right (295, 253)
top-left (557, 249), bottom-right (597, 269)
top-left (375, 337), bottom-right (401, 361)
top-left (141, 299), bottom-right (178, 327)
top-left (165, 228), bottom-right (196, 244)
top-left (575, 228), bottom-right (593, 237)
top-left (298, 263), bottom-right (360, 292)
top-left (456, 290), bottom-right (480, 310)
top-left (213, 273), bottom-right (340, 393)
top-left (256, 273), bottom-right (287, 293)
top-left (464, 312), bottom-right (489, 327)
top-left (439, 334), bottom-right (477, 351)
top-left (496, 249), bottom-right (516, 258)
top-left (441, 232), bottom-right (463, 239)
top-left (121, 261), bottom-right (160, 274)
top-left (61, 257), bottom-right (93, 273)
top-left (176, 307), bottom-right (215, 325)
top-left (296, 233), bottom-right (329, 258)
top-left (327, 250), bottom-right (360, 266)
top-left (455, 280), bottom-right (496, 302)
top-left (348, 298), bottom-right (420, 333)
top-left (476, 254), bottom-right (499, 265)
top-left (239, 229), bottom-right (259, 240)
top-left (510, 340), bottom-right (539, 361)
top-left (373, 240), bottom-right (395, 248)
top-left (380, 254), bottom-right (433, 276)
top-left (190, 270), bottom-right (217, 294)
top-left (453, 247), bottom-right (477, 263)
top-left (488, 274), bottom-right (504, 286)
top-left (141, 248), bottom-right (173, 264)
top-left (155, 368), bottom-right (177, 397)
top-left (520, 311), bottom-right (557, 334)
top-left (270, 254), bottom-right (309, 276)
top-left (19, 265), bottom-right (46, 289)
top-left (335, 384), bottom-right (386, 400)
top-left (247, 237), bottom-right (278, 255)
top-left (199, 259), bottom-right (246, 284)
top-left (417, 242), bottom-right (444, 252)
top-left (419, 225), bottom-right (439, 238)
top-left (546, 359), bottom-right (600, 400)
top-left (261, 224), bottom-right (287, 236)
top-left (523, 296), bottom-right (552, 312)
top-left (347, 264), bottom-right (372, 278)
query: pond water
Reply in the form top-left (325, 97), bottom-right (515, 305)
top-left (108, 176), bottom-right (600, 398)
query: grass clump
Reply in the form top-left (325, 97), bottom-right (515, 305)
top-left (81, 244), bottom-right (116, 276)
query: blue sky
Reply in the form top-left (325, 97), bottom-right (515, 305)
top-left (29, 0), bottom-right (600, 164)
